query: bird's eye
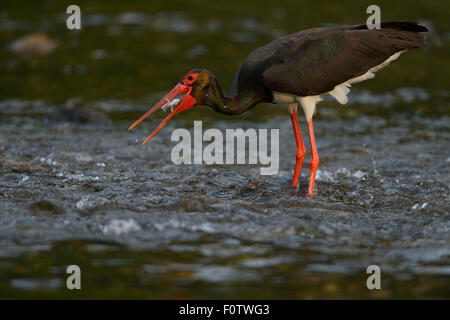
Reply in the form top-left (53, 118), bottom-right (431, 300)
top-left (183, 73), bottom-right (197, 84)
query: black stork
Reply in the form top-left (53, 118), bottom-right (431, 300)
top-left (129, 21), bottom-right (427, 197)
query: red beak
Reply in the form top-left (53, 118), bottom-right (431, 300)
top-left (128, 83), bottom-right (196, 145)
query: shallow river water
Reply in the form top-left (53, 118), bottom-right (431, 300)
top-left (0, 1), bottom-right (449, 298)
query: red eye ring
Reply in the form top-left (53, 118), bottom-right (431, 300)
top-left (184, 73), bottom-right (197, 84)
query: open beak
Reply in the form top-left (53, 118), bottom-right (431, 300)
top-left (128, 83), bottom-right (196, 145)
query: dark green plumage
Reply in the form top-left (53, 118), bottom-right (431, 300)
top-left (230, 21), bottom-right (427, 103)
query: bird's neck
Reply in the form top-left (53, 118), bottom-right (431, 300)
top-left (204, 77), bottom-right (263, 115)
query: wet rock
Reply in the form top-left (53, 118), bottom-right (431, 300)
top-left (9, 33), bottom-right (57, 57)
top-left (48, 98), bottom-right (111, 124)
top-left (30, 200), bottom-right (63, 215)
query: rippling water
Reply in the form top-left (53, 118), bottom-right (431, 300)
top-left (0, 0), bottom-right (449, 298)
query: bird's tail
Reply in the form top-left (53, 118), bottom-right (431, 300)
top-left (354, 21), bottom-right (428, 33)
top-left (354, 21), bottom-right (428, 50)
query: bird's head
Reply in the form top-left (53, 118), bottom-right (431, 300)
top-left (129, 68), bottom-right (215, 145)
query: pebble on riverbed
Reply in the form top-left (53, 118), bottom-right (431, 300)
top-left (30, 200), bottom-right (64, 215)
top-left (48, 98), bottom-right (111, 124)
top-left (9, 33), bottom-right (57, 57)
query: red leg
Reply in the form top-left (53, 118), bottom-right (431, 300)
top-left (290, 109), bottom-right (306, 187)
top-left (306, 119), bottom-right (319, 197)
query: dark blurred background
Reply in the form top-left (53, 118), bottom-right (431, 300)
top-left (0, 0), bottom-right (448, 110)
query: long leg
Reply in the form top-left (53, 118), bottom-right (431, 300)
top-left (288, 103), bottom-right (306, 187)
top-left (306, 118), bottom-right (319, 197)
top-left (297, 96), bottom-right (321, 198)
